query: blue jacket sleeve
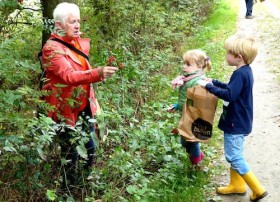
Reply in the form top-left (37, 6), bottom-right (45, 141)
top-left (212, 79), bottom-right (228, 88)
top-left (205, 72), bottom-right (244, 102)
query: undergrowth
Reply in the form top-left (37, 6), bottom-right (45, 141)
top-left (0, 0), bottom-right (241, 201)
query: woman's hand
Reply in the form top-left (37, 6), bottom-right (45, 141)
top-left (102, 66), bottom-right (119, 79)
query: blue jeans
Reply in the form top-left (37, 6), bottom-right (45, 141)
top-left (245, 0), bottom-right (253, 16)
top-left (181, 137), bottom-right (201, 158)
top-left (224, 133), bottom-right (250, 175)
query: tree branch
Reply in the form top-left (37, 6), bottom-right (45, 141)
top-left (22, 7), bottom-right (42, 12)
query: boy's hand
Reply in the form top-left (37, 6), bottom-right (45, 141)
top-left (205, 78), bottom-right (213, 82)
top-left (197, 80), bottom-right (209, 87)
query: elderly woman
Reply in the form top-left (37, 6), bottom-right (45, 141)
top-left (41, 2), bottom-right (118, 188)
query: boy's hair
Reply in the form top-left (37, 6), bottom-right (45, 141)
top-left (224, 34), bottom-right (258, 65)
top-left (53, 2), bottom-right (80, 25)
top-left (183, 49), bottom-right (211, 71)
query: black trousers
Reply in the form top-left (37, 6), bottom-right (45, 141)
top-left (59, 104), bottom-right (95, 187)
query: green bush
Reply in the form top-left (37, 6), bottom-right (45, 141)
top-left (0, 0), bottom-right (234, 201)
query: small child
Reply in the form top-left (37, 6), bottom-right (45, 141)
top-left (168, 49), bottom-right (211, 167)
top-left (198, 34), bottom-right (268, 201)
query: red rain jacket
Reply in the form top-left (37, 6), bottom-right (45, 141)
top-left (42, 34), bottom-right (103, 126)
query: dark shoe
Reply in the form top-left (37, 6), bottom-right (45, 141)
top-left (245, 15), bottom-right (254, 19)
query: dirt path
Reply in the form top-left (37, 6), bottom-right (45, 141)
top-left (214, 0), bottom-right (280, 202)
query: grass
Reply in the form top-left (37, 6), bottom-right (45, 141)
top-left (157, 0), bottom-right (240, 201)
top-left (186, 0), bottom-right (239, 47)
top-left (184, 0), bottom-right (239, 84)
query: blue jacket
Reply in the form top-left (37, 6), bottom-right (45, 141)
top-left (205, 65), bottom-right (253, 135)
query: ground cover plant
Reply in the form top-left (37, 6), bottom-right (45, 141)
top-left (0, 0), bottom-right (239, 201)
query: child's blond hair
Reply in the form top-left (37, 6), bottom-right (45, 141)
top-left (224, 34), bottom-right (258, 65)
top-left (182, 49), bottom-right (211, 71)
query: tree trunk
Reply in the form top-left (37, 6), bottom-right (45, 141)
top-left (40, 0), bottom-right (78, 47)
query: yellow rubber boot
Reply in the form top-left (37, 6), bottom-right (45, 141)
top-left (242, 171), bottom-right (268, 201)
top-left (216, 168), bottom-right (246, 195)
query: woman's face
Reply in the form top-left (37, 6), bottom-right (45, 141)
top-left (61, 13), bottom-right (80, 39)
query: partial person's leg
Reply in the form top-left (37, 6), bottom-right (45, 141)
top-left (245, 0), bottom-right (254, 18)
top-left (224, 134), bottom-right (249, 175)
top-left (180, 137), bottom-right (204, 165)
top-left (80, 104), bottom-right (96, 170)
top-left (216, 133), bottom-right (247, 195)
top-left (221, 134), bottom-right (268, 201)
top-left (84, 138), bottom-right (95, 169)
top-left (59, 128), bottom-right (78, 188)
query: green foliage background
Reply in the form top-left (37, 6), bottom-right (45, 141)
top-left (0, 0), bottom-right (238, 201)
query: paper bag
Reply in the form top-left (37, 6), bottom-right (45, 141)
top-left (178, 86), bottom-right (218, 143)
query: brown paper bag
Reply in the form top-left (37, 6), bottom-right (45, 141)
top-left (178, 86), bottom-right (218, 143)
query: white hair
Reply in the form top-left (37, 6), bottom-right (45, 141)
top-left (53, 2), bottom-right (80, 24)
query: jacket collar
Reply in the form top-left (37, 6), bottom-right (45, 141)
top-left (50, 34), bottom-right (91, 66)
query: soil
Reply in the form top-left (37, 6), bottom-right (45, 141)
top-left (211, 0), bottom-right (280, 202)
